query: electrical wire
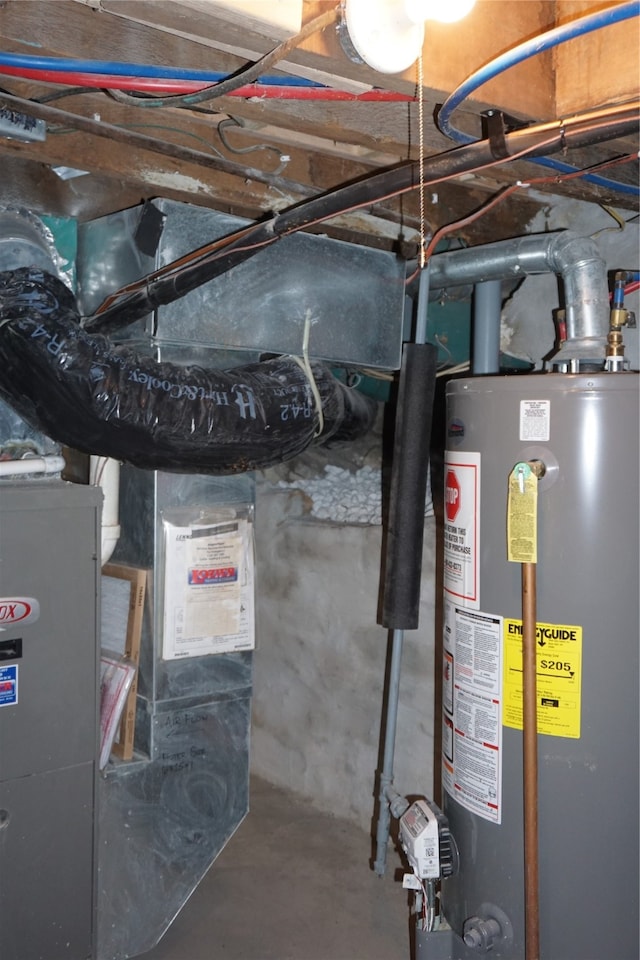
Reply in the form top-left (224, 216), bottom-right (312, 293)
top-left (436, 362), bottom-right (470, 378)
top-left (49, 119), bottom-right (224, 159)
top-left (436, 0), bottom-right (640, 197)
top-left (404, 151), bottom-right (639, 285)
top-left (65, 119), bottom-right (288, 172)
top-left (590, 204), bottom-right (628, 239)
top-left (0, 4), bottom-right (406, 103)
top-left (0, 88), bottom-right (313, 200)
top-left (530, 154), bottom-right (639, 196)
top-left (105, 5), bottom-right (341, 108)
top-left (81, 103), bottom-right (640, 333)
top-left (89, 128), bottom-right (575, 323)
top-left (37, 86), bottom-right (103, 103)
top-left (216, 117), bottom-right (286, 168)
top-left (434, 333), bottom-right (455, 368)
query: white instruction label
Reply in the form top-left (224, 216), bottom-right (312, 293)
top-left (520, 400), bottom-right (550, 442)
top-left (162, 516), bottom-right (255, 659)
top-left (442, 602), bottom-right (503, 824)
top-left (443, 451), bottom-right (480, 609)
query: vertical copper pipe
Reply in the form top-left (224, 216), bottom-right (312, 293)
top-left (522, 562), bottom-right (540, 960)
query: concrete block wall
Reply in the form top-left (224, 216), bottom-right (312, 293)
top-left (251, 484), bottom-right (437, 833)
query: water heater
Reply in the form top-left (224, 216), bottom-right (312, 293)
top-left (430, 371), bottom-right (638, 959)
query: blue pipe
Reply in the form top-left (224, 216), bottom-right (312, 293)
top-left (530, 155), bottom-right (639, 198)
top-left (613, 277), bottom-right (626, 308)
top-left (0, 49), bottom-right (324, 87)
top-left (437, 0), bottom-right (640, 197)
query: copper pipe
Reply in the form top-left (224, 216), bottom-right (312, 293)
top-left (522, 561), bottom-right (540, 960)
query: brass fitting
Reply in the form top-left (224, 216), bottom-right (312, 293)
top-left (607, 328), bottom-right (625, 358)
top-left (610, 307), bottom-right (630, 330)
top-left (528, 459), bottom-right (546, 479)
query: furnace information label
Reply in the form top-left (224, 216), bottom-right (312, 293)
top-left (163, 515), bottom-right (255, 659)
top-left (0, 664), bottom-right (17, 707)
top-left (503, 618), bottom-right (582, 738)
top-left (443, 451), bottom-right (480, 610)
top-left (442, 603), bottom-right (503, 824)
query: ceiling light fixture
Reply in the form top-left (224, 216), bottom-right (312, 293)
top-left (343, 0), bottom-right (476, 74)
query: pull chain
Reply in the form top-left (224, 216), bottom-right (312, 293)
top-left (417, 51), bottom-right (426, 269)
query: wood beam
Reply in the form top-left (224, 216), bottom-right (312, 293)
top-left (554, 0), bottom-right (640, 116)
top-left (0, 0), bottom-right (635, 243)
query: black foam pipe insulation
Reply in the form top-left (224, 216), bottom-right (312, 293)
top-left (381, 342), bottom-right (438, 630)
top-left (0, 268), bottom-right (378, 475)
top-left (82, 103), bottom-right (640, 336)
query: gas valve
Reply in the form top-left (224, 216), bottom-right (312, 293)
top-left (399, 798), bottom-right (459, 881)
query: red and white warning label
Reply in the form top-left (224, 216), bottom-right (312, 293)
top-left (443, 451), bottom-right (480, 609)
top-left (442, 602), bottom-right (503, 824)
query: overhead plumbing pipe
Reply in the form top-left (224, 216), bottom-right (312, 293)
top-left (436, 0), bottom-right (640, 197)
top-left (0, 454), bottom-right (65, 477)
top-left (90, 456), bottom-right (121, 567)
top-left (78, 101), bottom-right (640, 336)
top-left (420, 232), bottom-right (610, 362)
top-left (375, 266), bottom-right (438, 876)
top-left (473, 279), bottom-right (502, 374)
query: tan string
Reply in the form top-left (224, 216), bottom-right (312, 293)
top-left (417, 51), bottom-right (426, 269)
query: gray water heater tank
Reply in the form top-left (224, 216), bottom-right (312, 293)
top-left (439, 372), bottom-right (639, 960)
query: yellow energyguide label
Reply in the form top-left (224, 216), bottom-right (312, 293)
top-left (503, 618), bottom-right (582, 738)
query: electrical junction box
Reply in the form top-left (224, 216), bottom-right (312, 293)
top-left (400, 799), bottom-right (457, 881)
top-left (0, 105), bottom-right (45, 142)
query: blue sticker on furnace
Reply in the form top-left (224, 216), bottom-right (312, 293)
top-left (0, 664), bottom-right (17, 707)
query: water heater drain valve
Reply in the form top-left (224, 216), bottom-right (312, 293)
top-left (399, 799), bottom-right (458, 881)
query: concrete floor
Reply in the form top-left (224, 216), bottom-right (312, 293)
top-left (142, 776), bottom-right (412, 960)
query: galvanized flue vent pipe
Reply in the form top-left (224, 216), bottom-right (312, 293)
top-left (421, 232), bottom-right (610, 363)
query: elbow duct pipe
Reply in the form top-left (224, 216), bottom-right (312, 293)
top-left (423, 232), bottom-right (611, 362)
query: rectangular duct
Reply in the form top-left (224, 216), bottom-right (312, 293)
top-left (77, 198), bottom-right (406, 369)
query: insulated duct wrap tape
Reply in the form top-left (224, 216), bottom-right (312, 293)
top-left (0, 269), bottom-right (377, 474)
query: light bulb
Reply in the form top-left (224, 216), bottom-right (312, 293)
top-left (408, 0), bottom-right (476, 24)
top-left (344, 0), bottom-right (476, 75)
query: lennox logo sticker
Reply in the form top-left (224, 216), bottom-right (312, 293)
top-left (0, 598), bottom-right (40, 628)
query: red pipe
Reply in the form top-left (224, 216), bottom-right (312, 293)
top-left (608, 280), bottom-right (640, 301)
top-left (0, 66), bottom-right (414, 101)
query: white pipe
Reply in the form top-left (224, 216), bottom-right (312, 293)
top-left (0, 454), bottom-right (65, 477)
top-left (90, 456), bottom-right (121, 567)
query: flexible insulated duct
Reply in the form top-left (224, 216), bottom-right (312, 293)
top-left (0, 268), bottom-right (377, 474)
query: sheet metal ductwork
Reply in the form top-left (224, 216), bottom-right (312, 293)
top-left (0, 268), bottom-right (377, 474)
